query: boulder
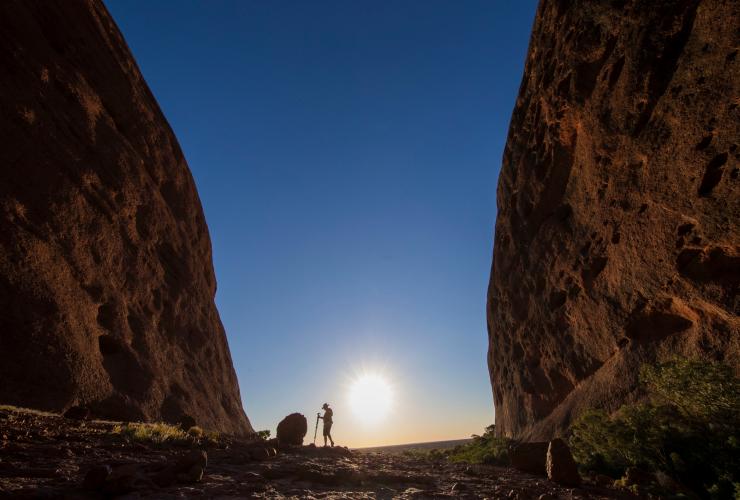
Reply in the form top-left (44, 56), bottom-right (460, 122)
top-left (546, 438), bottom-right (581, 486)
top-left (487, 0), bottom-right (740, 440)
top-left (0, 0), bottom-right (252, 435)
top-left (276, 413), bottom-right (307, 446)
top-left (509, 442), bottom-right (548, 476)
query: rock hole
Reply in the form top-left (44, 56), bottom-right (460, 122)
top-left (677, 223), bottom-right (694, 235)
top-left (127, 313), bottom-right (145, 338)
top-left (638, 203), bottom-right (648, 214)
top-left (581, 256), bottom-right (608, 288)
top-left (726, 49), bottom-right (738, 63)
top-left (698, 152), bottom-right (728, 196)
top-left (554, 203), bottom-right (572, 222)
top-left (695, 135), bottom-right (712, 150)
top-left (549, 290), bottom-right (568, 310)
top-left (98, 335), bottom-right (120, 356)
top-left (731, 168), bottom-right (739, 179)
top-left (608, 56), bottom-right (625, 88)
top-left (556, 74), bottom-right (571, 97)
top-left (97, 303), bottom-right (116, 331)
top-left (83, 284), bottom-right (104, 302)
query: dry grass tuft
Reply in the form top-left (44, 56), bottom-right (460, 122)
top-left (0, 404), bottom-right (59, 417)
top-left (113, 422), bottom-right (190, 445)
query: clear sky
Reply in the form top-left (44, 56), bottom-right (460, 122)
top-left (105, 0), bottom-right (537, 448)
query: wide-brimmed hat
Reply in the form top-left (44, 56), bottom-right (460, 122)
top-left (322, 403), bottom-right (329, 409)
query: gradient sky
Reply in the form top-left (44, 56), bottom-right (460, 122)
top-left (105, 0), bottom-right (537, 448)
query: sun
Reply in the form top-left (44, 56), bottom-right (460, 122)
top-left (348, 373), bottom-right (393, 424)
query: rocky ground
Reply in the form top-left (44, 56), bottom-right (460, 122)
top-left (0, 408), bottom-right (633, 499)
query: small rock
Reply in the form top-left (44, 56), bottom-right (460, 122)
top-left (104, 464), bottom-right (143, 495)
top-left (546, 438), bottom-right (581, 486)
top-left (176, 449), bottom-right (208, 483)
top-left (155, 449), bottom-right (208, 486)
top-left (63, 406), bottom-right (90, 421)
top-left (82, 464), bottom-right (111, 489)
top-left (178, 464), bottom-right (204, 483)
top-left (538, 494), bottom-right (557, 500)
top-left (175, 449), bottom-right (208, 471)
top-left (249, 447), bottom-right (271, 461)
top-left (510, 442), bottom-right (548, 476)
top-left (450, 482), bottom-right (467, 494)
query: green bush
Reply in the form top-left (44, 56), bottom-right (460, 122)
top-left (569, 358), bottom-right (740, 499)
top-left (113, 422), bottom-right (190, 445)
top-left (113, 422), bottom-right (220, 446)
top-left (256, 429), bottom-right (271, 440)
top-left (447, 424), bottom-right (511, 465)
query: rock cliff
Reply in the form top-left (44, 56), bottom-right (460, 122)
top-left (488, 0), bottom-right (739, 439)
top-left (0, 0), bottom-right (252, 435)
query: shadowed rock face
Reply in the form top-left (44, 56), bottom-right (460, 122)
top-left (0, 0), bottom-right (252, 435)
top-left (488, 0), bottom-right (739, 440)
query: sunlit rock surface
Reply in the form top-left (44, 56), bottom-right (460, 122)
top-left (488, 0), bottom-right (739, 440)
top-left (0, 0), bottom-right (251, 435)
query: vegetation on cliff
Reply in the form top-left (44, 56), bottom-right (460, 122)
top-left (570, 359), bottom-right (740, 499)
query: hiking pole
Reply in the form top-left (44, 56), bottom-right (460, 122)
top-left (313, 413), bottom-right (320, 445)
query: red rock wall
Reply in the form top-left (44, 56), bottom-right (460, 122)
top-left (0, 0), bottom-right (252, 435)
top-left (488, 0), bottom-right (739, 440)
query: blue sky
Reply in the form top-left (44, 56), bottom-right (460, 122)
top-left (105, 0), bottom-right (537, 447)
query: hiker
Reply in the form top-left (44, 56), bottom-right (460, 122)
top-left (317, 403), bottom-right (334, 447)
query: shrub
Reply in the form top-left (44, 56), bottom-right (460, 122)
top-left (569, 358), bottom-right (740, 499)
top-left (113, 422), bottom-right (190, 445)
top-left (447, 424), bottom-right (511, 465)
top-left (256, 429), bottom-right (271, 440)
top-left (187, 426), bottom-right (204, 437)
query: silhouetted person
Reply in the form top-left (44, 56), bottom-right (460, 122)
top-left (318, 402), bottom-right (334, 447)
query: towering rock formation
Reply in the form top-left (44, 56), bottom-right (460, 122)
top-left (488, 0), bottom-right (739, 439)
top-left (0, 0), bottom-right (252, 435)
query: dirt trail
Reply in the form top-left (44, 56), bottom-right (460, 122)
top-left (0, 408), bottom-right (631, 499)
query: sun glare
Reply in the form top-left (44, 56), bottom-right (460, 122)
top-left (348, 373), bottom-right (393, 424)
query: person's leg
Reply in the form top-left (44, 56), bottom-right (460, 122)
top-left (327, 423), bottom-right (334, 446)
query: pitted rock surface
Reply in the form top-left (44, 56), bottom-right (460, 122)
top-left (0, 0), bottom-right (251, 435)
top-left (487, 0), bottom-right (739, 439)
